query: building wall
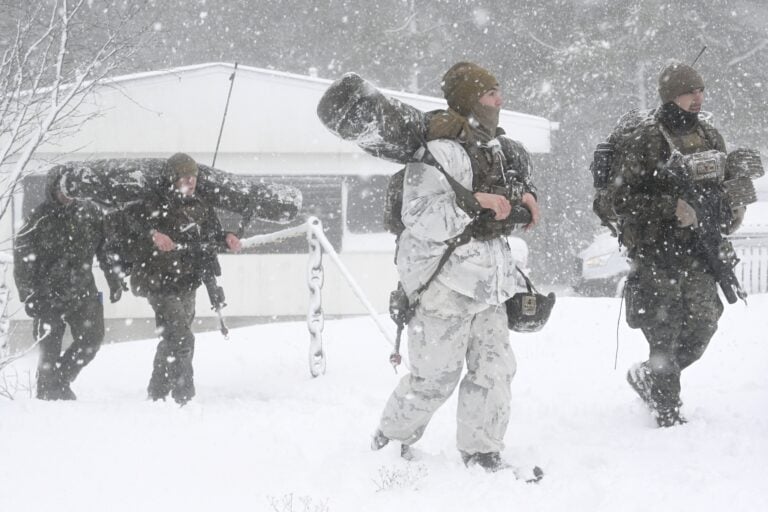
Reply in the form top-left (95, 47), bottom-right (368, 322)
top-left (2, 63), bottom-right (553, 336)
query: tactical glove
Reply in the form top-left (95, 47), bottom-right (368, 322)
top-left (109, 287), bottom-right (122, 303)
top-left (675, 199), bottom-right (698, 228)
top-left (24, 300), bottom-right (38, 318)
top-left (109, 279), bottom-right (128, 303)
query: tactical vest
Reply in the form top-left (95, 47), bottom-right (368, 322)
top-left (590, 109), bottom-right (722, 237)
top-left (464, 142), bottom-right (507, 194)
top-left (384, 139), bottom-right (514, 239)
top-left (617, 119), bottom-right (723, 257)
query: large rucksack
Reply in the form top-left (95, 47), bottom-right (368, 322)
top-left (589, 108), bottom-right (658, 237)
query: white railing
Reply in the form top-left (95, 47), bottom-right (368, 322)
top-left (0, 220), bottom-right (400, 379)
top-left (734, 243), bottom-right (768, 295)
top-left (240, 216), bottom-right (397, 377)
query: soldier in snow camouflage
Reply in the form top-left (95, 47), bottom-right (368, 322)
top-left (371, 62), bottom-right (540, 473)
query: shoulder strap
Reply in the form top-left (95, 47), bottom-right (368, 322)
top-left (412, 229), bottom-right (471, 298)
top-left (657, 122), bottom-right (678, 153)
top-left (400, 130), bottom-right (483, 303)
top-left (419, 147), bottom-right (484, 216)
top-left (515, 265), bottom-right (539, 294)
top-left (697, 121), bottom-right (720, 151)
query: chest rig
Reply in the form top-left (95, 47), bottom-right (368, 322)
top-left (463, 139), bottom-right (508, 194)
top-left (658, 122), bottom-right (726, 184)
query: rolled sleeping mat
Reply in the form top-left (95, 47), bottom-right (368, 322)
top-left (316, 72), bottom-right (429, 164)
top-left (53, 159), bottom-right (302, 223)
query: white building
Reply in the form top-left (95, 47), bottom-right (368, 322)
top-left (3, 62), bottom-right (556, 341)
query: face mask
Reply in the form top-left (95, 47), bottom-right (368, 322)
top-left (469, 103), bottom-right (500, 140)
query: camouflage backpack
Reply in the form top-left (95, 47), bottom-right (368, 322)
top-left (589, 108), bottom-right (658, 237)
top-left (383, 167), bottom-right (407, 236)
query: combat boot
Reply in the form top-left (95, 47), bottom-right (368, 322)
top-left (370, 429), bottom-right (390, 451)
top-left (626, 362), bottom-right (654, 407)
top-left (59, 382), bottom-right (77, 401)
top-left (461, 451), bottom-right (510, 473)
top-left (147, 370), bottom-right (171, 401)
top-left (654, 405), bottom-right (687, 428)
top-left (36, 368), bottom-right (63, 400)
top-left (400, 444), bottom-right (415, 461)
top-left (461, 451), bottom-right (544, 482)
top-left (171, 376), bottom-right (195, 406)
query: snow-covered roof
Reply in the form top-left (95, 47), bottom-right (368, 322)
top-left (35, 62), bottom-right (555, 175)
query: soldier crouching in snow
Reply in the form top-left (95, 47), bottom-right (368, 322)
top-left (371, 62), bottom-right (541, 475)
top-left (13, 167), bottom-right (126, 400)
top-left (117, 153), bottom-right (241, 405)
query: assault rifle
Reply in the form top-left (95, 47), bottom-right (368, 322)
top-left (204, 275), bottom-right (229, 339)
top-left (176, 241), bottom-right (231, 338)
top-left (660, 152), bottom-right (746, 304)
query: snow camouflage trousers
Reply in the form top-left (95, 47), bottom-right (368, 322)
top-left (378, 280), bottom-right (517, 454)
top-left (630, 261), bottom-right (723, 409)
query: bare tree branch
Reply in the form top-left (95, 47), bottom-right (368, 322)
top-left (0, 0), bottom-right (152, 220)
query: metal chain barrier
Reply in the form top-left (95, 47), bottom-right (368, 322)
top-left (240, 216), bottom-right (399, 377)
top-left (306, 218), bottom-right (325, 377)
top-left (0, 221), bottom-right (402, 378)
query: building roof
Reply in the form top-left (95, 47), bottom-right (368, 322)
top-left (37, 62), bottom-right (555, 175)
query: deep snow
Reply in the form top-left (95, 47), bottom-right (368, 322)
top-left (1, 294), bottom-right (767, 512)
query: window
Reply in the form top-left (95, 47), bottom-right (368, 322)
top-left (344, 175), bottom-right (390, 234)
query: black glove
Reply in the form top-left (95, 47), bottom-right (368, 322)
top-left (471, 209), bottom-right (512, 240)
top-left (109, 279), bottom-right (128, 303)
top-left (24, 300), bottom-right (38, 318)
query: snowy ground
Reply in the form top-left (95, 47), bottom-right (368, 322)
top-left (1, 294), bottom-right (767, 512)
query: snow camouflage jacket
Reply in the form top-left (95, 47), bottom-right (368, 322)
top-left (611, 107), bottom-right (728, 262)
top-left (119, 190), bottom-right (229, 297)
top-left (397, 139), bottom-right (520, 305)
top-left (13, 171), bottom-right (119, 314)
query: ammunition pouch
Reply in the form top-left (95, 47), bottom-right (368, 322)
top-left (726, 148), bottom-right (764, 180)
top-left (589, 142), bottom-right (619, 235)
top-left (723, 177), bottom-right (757, 209)
top-left (681, 150), bottom-right (727, 183)
top-left (624, 273), bottom-right (653, 329)
top-left (389, 285), bottom-right (415, 326)
top-left (592, 188), bottom-right (619, 235)
top-left (591, 142), bottom-right (614, 189)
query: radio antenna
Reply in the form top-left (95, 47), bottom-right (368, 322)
top-left (212, 62), bottom-right (238, 168)
top-left (691, 46), bottom-right (707, 67)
